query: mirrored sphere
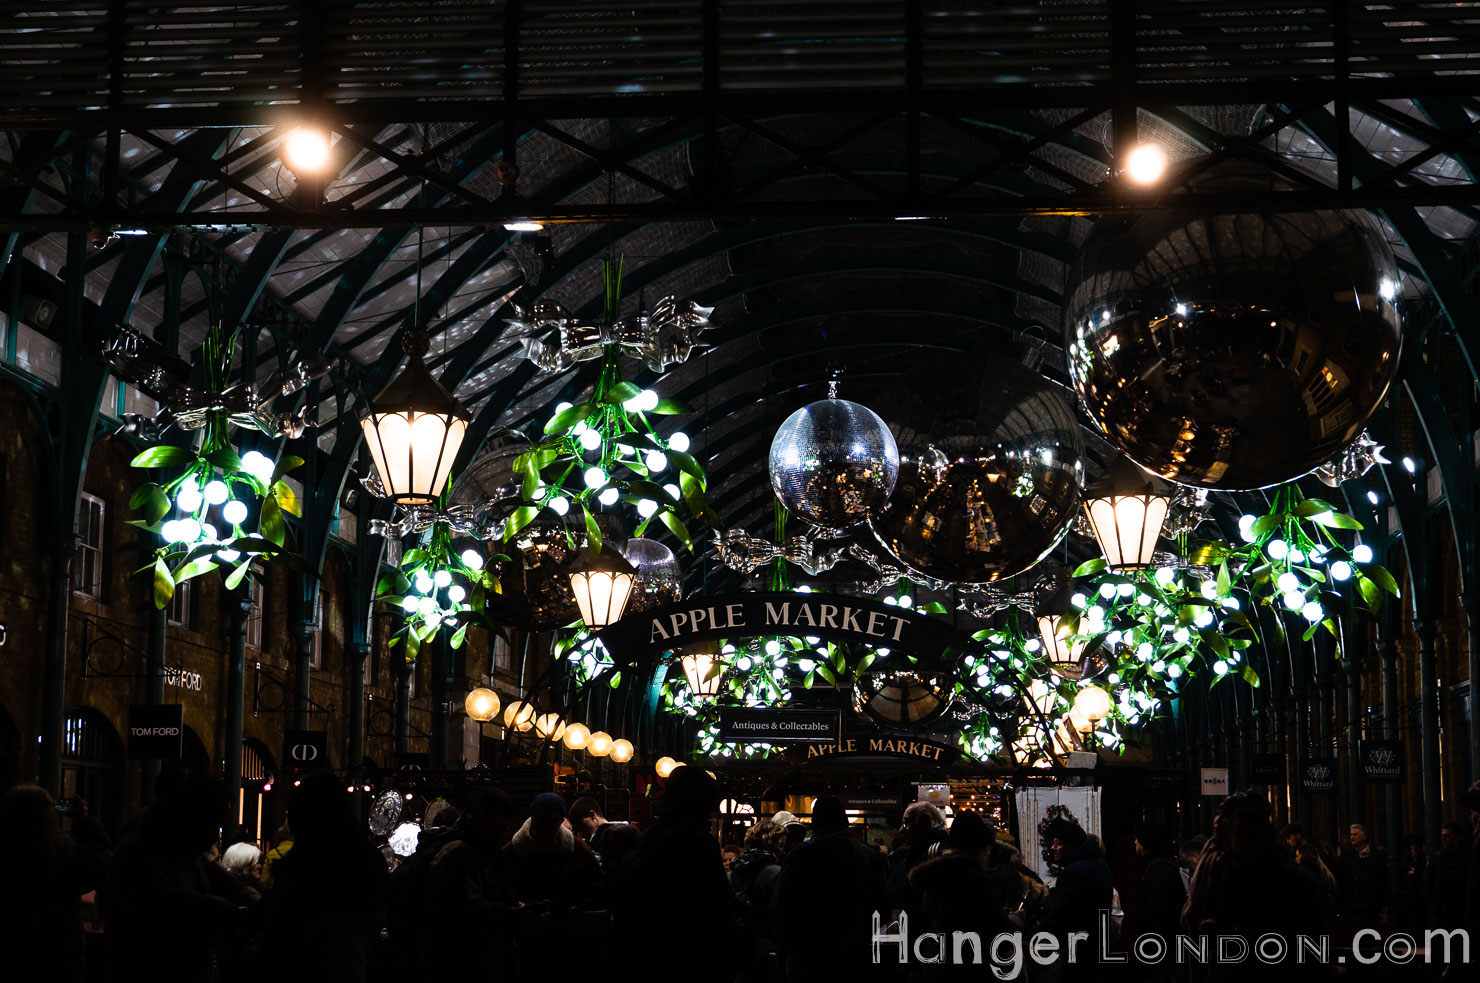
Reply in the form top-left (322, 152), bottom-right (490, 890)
top-left (853, 671), bottom-right (953, 729)
top-left (769, 398), bottom-right (899, 529)
top-left (623, 537), bottom-right (683, 613)
top-left (870, 353), bottom-right (1085, 583)
top-left (1062, 160), bottom-right (1403, 490)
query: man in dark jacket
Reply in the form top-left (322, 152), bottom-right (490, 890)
top-left (1338, 823), bottom-right (1388, 918)
top-left (611, 766), bottom-right (735, 975)
top-left (1037, 818), bottom-right (1114, 980)
top-left (418, 791), bottom-right (518, 976)
top-left (772, 795), bottom-right (890, 981)
top-left (1427, 821), bottom-right (1471, 931)
top-left (1134, 823), bottom-right (1185, 983)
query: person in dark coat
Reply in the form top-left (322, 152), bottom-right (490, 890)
top-left (1394, 833), bottom-right (1427, 932)
top-left (1037, 817), bottom-right (1114, 980)
top-left (731, 818), bottom-right (786, 983)
top-left (772, 795), bottom-right (891, 982)
top-left (887, 802), bottom-right (951, 921)
top-left (1426, 820), bottom-right (1471, 931)
top-left (0, 786), bottom-right (110, 983)
top-left (1337, 823), bottom-right (1388, 918)
top-left (1182, 791), bottom-right (1327, 983)
top-left (610, 765), bottom-right (736, 976)
top-left (906, 811), bottom-right (1014, 981)
top-left (1134, 823), bottom-right (1185, 983)
top-left (502, 791), bottom-right (604, 972)
top-left (259, 773), bottom-right (388, 983)
top-left (423, 790), bottom-right (520, 977)
top-left (106, 774), bottom-right (254, 983)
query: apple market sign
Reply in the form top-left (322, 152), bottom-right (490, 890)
top-left (597, 591), bottom-right (967, 664)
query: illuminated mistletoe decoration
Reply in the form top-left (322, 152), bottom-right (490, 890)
top-left (1065, 482), bottom-right (1398, 686)
top-left (127, 327), bottom-right (309, 606)
top-left (374, 518), bottom-right (506, 662)
top-left (505, 258), bottom-right (716, 553)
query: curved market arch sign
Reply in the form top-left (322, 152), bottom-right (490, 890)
top-left (595, 591), bottom-right (971, 665)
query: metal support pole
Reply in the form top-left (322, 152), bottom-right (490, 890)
top-left (1380, 637), bottom-right (1401, 863)
top-left (1294, 675), bottom-right (1311, 831)
top-left (39, 539), bottom-right (74, 794)
top-left (224, 586), bottom-right (250, 831)
top-left (1417, 622), bottom-right (1444, 853)
top-left (395, 661), bottom-right (412, 758)
top-left (348, 641), bottom-right (370, 775)
top-left (140, 606), bottom-right (167, 805)
top-left (1344, 655), bottom-right (1364, 826)
top-left (1316, 660), bottom-right (1337, 845)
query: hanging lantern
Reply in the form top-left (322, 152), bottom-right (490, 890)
top-left (503, 700), bottom-right (535, 732)
top-left (562, 722), bottom-right (591, 750)
top-left (1073, 685), bottom-right (1112, 723)
top-left (568, 548), bottom-right (638, 628)
top-left (534, 712), bottom-right (566, 742)
top-left (464, 687), bottom-right (501, 723)
top-left (587, 731), bottom-right (614, 757)
top-left (610, 738), bottom-right (634, 763)
top-left (1081, 456), bottom-right (1173, 571)
top-left (680, 652), bottom-right (725, 698)
top-left (360, 329), bottom-right (472, 505)
top-left (654, 756), bottom-right (678, 778)
top-left (1035, 614), bottom-right (1085, 680)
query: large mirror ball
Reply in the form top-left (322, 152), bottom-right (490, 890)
top-left (1062, 159), bottom-right (1403, 490)
top-left (870, 352), bottom-right (1085, 583)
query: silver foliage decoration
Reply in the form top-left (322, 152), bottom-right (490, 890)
top-left (361, 472), bottom-right (500, 539)
top-left (1161, 486), bottom-right (1212, 539)
top-left (508, 296), bottom-right (713, 373)
top-left (1313, 431), bottom-right (1390, 488)
top-left (956, 572), bottom-right (1059, 618)
top-left (712, 528), bottom-right (848, 577)
top-left (103, 330), bottom-right (332, 438)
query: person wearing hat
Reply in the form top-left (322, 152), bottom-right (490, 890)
top-left (503, 792), bottom-right (602, 910)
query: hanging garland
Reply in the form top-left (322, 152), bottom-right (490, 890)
top-left (505, 258), bottom-right (718, 553)
top-left (127, 326), bottom-right (309, 605)
top-left (373, 512), bottom-right (507, 662)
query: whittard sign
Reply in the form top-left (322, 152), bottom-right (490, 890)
top-left (596, 591), bottom-right (965, 664)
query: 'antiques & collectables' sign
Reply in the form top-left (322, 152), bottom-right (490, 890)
top-left (718, 708), bottom-right (840, 744)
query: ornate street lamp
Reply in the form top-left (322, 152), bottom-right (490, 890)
top-left (568, 548), bottom-right (638, 628)
top-left (562, 722), bottom-right (591, 750)
top-left (360, 329), bottom-right (471, 505)
top-left (680, 651), bottom-right (725, 698)
top-left (503, 700), bottom-right (535, 732)
top-left (654, 756), bottom-right (678, 778)
top-left (464, 687), bottom-right (501, 723)
top-left (1073, 685), bottom-right (1112, 724)
top-left (534, 712), bottom-right (566, 742)
top-left (610, 738), bottom-right (634, 763)
top-left (1035, 613), bottom-right (1085, 680)
top-left (1082, 456), bottom-right (1173, 571)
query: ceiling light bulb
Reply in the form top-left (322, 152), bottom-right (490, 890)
top-left (1124, 143), bottom-right (1168, 184)
top-left (284, 127), bottom-right (331, 172)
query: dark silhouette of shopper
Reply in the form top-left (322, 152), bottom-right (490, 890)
top-left (260, 774), bottom-right (387, 983)
top-left (1037, 817), bottom-right (1114, 981)
top-left (106, 774), bottom-right (252, 982)
top-left (0, 786), bottom-right (110, 982)
top-left (907, 810), bottom-right (1013, 981)
top-left (772, 795), bottom-right (890, 981)
top-left (731, 818), bottom-right (786, 983)
top-left (1426, 820), bottom-right (1471, 932)
top-left (1337, 823), bottom-right (1388, 918)
top-left (423, 789), bottom-right (520, 977)
top-left (610, 765), bottom-right (735, 976)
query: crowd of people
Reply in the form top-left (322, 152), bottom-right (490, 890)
top-left (2, 770), bottom-right (1478, 982)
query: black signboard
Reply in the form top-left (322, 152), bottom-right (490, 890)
top-left (127, 704), bottom-right (183, 759)
top-left (597, 592), bottom-right (966, 665)
top-left (718, 708), bottom-right (840, 744)
top-left (1359, 740), bottom-right (1405, 784)
top-left (1300, 757), bottom-right (1337, 794)
top-left (1251, 753), bottom-right (1286, 785)
top-left (284, 729), bottom-right (329, 771)
top-left (841, 791), bottom-right (905, 812)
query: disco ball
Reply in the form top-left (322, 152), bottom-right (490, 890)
top-left (623, 537), bottom-right (683, 613)
top-left (1062, 159), bottom-right (1402, 490)
top-left (769, 397), bottom-right (899, 529)
top-left (870, 353), bottom-right (1085, 584)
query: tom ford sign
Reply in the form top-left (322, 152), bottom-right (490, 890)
top-left (597, 592), bottom-right (966, 664)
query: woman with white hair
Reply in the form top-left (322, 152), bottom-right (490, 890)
top-left (221, 841), bottom-right (264, 903)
